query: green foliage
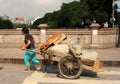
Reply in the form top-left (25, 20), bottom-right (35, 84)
top-left (32, 17), bottom-right (46, 29)
top-left (87, 0), bottom-right (111, 21)
top-left (32, 11), bottom-right (60, 29)
top-left (0, 19), bottom-right (7, 29)
top-left (3, 20), bottom-right (14, 29)
top-left (47, 21), bottom-right (58, 28)
top-left (0, 18), bottom-right (13, 29)
top-left (33, 0), bottom-right (113, 28)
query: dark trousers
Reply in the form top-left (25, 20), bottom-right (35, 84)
top-left (118, 14), bottom-right (120, 47)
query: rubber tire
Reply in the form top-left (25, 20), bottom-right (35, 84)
top-left (58, 55), bottom-right (82, 79)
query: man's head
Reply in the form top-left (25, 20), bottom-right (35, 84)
top-left (22, 27), bottom-right (29, 35)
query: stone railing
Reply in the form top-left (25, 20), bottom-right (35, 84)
top-left (0, 28), bottom-right (118, 48)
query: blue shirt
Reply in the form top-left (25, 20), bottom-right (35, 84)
top-left (114, 0), bottom-right (120, 13)
top-left (24, 34), bottom-right (35, 49)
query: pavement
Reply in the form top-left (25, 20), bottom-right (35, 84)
top-left (0, 48), bottom-right (120, 66)
top-left (0, 63), bottom-right (120, 84)
top-left (0, 64), bottom-right (33, 84)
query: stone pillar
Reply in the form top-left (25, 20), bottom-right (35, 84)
top-left (90, 23), bottom-right (100, 48)
top-left (38, 24), bottom-right (48, 43)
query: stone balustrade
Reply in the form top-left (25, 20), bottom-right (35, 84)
top-left (0, 28), bottom-right (118, 48)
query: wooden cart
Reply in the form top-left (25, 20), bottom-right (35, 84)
top-left (38, 32), bottom-right (102, 79)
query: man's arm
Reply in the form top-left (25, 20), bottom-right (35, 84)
top-left (22, 40), bottom-right (31, 50)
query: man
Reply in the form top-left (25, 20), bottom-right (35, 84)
top-left (22, 27), bottom-right (40, 73)
top-left (113, 0), bottom-right (120, 47)
top-left (114, 0), bottom-right (120, 12)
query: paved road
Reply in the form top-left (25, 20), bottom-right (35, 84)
top-left (0, 64), bottom-right (33, 84)
top-left (0, 63), bottom-right (120, 84)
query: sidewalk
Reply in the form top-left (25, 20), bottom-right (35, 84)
top-left (0, 48), bottom-right (120, 66)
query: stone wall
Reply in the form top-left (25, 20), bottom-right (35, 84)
top-left (98, 29), bottom-right (118, 48)
top-left (0, 28), bottom-right (118, 48)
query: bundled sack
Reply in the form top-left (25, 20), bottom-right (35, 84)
top-left (48, 44), bottom-right (69, 57)
top-left (81, 50), bottom-right (98, 61)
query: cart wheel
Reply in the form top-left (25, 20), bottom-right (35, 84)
top-left (58, 55), bottom-right (82, 79)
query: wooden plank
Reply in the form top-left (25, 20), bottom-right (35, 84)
top-left (92, 59), bottom-right (102, 72)
top-left (53, 33), bottom-right (67, 45)
top-left (47, 32), bottom-right (60, 44)
top-left (82, 59), bottom-right (102, 72)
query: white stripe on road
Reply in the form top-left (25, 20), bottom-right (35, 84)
top-left (34, 77), bottom-right (120, 84)
top-left (22, 71), bottom-right (46, 84)
top-left (98, 70), bottom-right (120, 75)
top-left (22, 70), bottom-right (120, 84)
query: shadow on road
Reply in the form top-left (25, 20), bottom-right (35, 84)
top-left (57, 69), bottom-right (99, 79)
top-left (29, 64), bottom-right (100, 79)
top-left (30, 64), bottom-right (37, 71)
top-left (42, 65), bottom-right (58, 74)
top-left (81, 69), bottom-right (98, 78)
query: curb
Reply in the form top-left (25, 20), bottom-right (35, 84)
top-left (0, 58), bottom-right (120, 67)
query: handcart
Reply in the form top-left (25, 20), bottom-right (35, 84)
top-left (36, 32), bottom-right (102, 79)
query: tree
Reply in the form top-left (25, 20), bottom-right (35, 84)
top-left (33, 11), bottom-right (60, 28)
top-left (0, 18), bottom-right (13, 29)
top-left (0, 19), bottom-right (7, 29)
top-left (33, 0), bottom-right (113, 28)
top-left (3, 20), bottom-right (13, 29)
top-left (87, 0), bottom-right (112, 22)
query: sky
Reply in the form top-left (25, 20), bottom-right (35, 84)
top-left (0, 0), bottom-right (79, 19)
